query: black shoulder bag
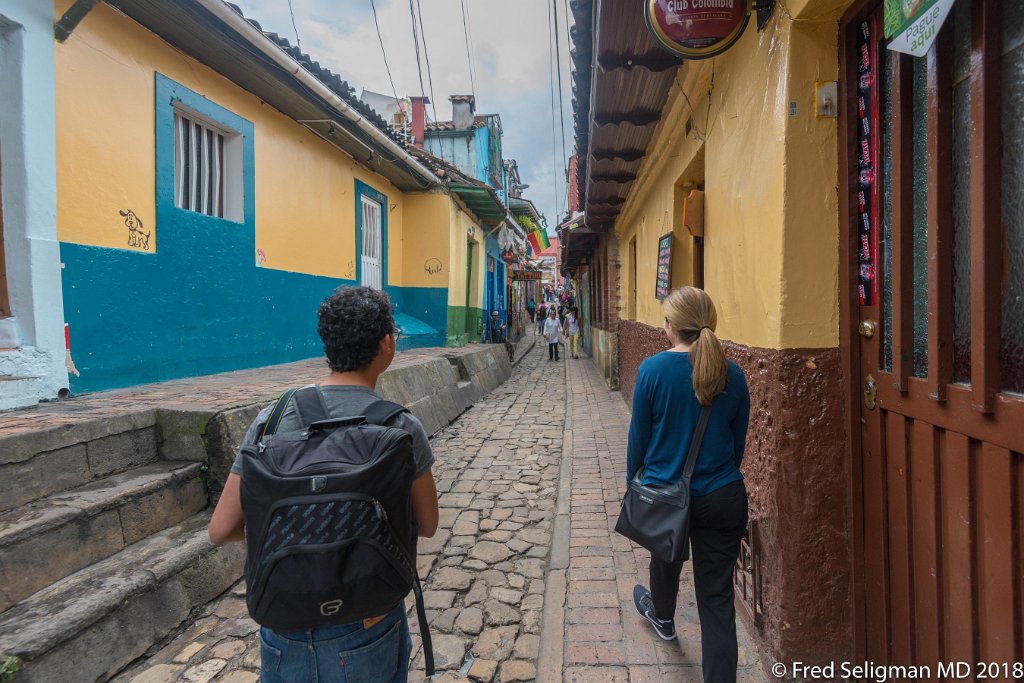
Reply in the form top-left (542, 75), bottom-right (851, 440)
top-left (614, 405), bottom-right (712, 563)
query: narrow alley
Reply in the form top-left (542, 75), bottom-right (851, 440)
top-left (106, 344), bottom-right (764, 683)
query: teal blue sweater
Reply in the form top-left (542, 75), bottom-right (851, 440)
top-left (626, 352), bottom-right (750, 496)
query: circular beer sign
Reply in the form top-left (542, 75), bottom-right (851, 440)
top-left (645, 0), bottom-right (753, 60)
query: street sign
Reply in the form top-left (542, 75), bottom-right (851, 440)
top-left (511, 270), bottom-right (543, 281)
top-left (645, 0), bottom-right (752, 60)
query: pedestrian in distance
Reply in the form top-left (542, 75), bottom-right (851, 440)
top-left (488, 310), bottom-right (507, 344)
top-left (627, 286), bottom-right (750, 683)
top-left (527, 297), bottom-right (536, 323)
top-left (563, 306), bottom-right (581, 359)
top-left (543, 307), bottom-right (562, 361)
top-left (208, 286), bottom-right (440, 683)
top-left (537, 303), bottom-right (548, 335)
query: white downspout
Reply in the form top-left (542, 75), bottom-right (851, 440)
top-left (195, 0), bottom-right (442, 189)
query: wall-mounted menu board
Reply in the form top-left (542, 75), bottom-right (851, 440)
top-left (655, 233), bottom-right (673, 301)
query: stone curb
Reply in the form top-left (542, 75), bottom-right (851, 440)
top-left (535, 346), bottom-right (574, 683)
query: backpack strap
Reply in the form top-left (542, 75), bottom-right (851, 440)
top-left (257, 388), bottom-right (299, 441)
top-left (362, 399), bottom-right (408, 426)
top-left (412, 574), bottom-right (436, 676)
top-left (291, 385), bottom-right (330, 428)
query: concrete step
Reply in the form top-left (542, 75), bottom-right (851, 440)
top-left (0, 511), bottom-right (245, 683)
top-left (0, 461), bottom-right (207, 612)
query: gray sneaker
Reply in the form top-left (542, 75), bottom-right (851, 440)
top-left (633, 585), bottom-right (676, 641)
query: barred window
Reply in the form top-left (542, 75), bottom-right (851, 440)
top-left (173, 112), bottom-right (237, 220)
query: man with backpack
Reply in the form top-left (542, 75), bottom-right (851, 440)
top-left (209, 286), bottom-right (439, 682)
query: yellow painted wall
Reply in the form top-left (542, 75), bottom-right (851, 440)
top-left (403, 192), bottom-right (452, 288)
top-left (53, 0), bottom-right (421, 284)
top-left (444, 204), bottom-right (485, 309)
top-left (615, 10), bottom-right (842, 350)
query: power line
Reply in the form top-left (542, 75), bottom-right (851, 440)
top-left (408, 0), bottom-right (428, 100)
top-left (546, 0), bottom-right (561, 216)
top-left (287, 0), bottom-right (302, 51)
top-left (552, 0), bottom-right (569, 181)
top-left (459, 0), bottom-right (478, 101)
top-left (369, 0), bottom-right (401, 107)
top-left (413, 0), bottom-right (440, 125)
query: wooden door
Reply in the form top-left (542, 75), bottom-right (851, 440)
top-left (842, 0), bottom-right (1024, 670)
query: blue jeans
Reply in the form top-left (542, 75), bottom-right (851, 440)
top-left (259, 605), bottom-right (412, 682)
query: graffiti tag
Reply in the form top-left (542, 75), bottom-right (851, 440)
top-left (120, 210), bottom-right (151, 250)
top-left (424, 258), bottom-right (444, 276)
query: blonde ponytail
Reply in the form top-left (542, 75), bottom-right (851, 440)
top-left (663, 287), bottom-right (728, 406)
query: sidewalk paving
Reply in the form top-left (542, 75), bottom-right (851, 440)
top-left (544, 351), bottom-right (767, 683)
top-left (0, 340), bottom-right (532, 439)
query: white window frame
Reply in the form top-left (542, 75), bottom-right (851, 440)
top-left (172, 106), bottom-right (243, 222)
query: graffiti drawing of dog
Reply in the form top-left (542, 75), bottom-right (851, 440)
top-left (120, 209), bottom-right (151, 250)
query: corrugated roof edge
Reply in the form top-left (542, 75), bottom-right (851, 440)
top-left (224, 2), bottom-right (404, 146)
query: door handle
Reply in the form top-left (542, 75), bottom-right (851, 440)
top-left (859, 320), bottom-right (877, 339)
top-left (864, 374), bottom-right (877, 410)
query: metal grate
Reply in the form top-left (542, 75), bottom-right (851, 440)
top-left (733, 517), bottom-right (763, 627)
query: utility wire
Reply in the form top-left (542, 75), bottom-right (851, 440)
top-left (547, 0), bottom-right (561, 217)
top-left (552, 0), bottom-right (569, 182)
top-left (413, 0), bottom-right (440, 125)
top-left (408, 0), bottom-right (427, 98)
top-left (459, 0), bottom-right (478, 101)
top-left (370, 0), bottom-right (401, 110)
top-left (287, 0), bottom-right (302, 51)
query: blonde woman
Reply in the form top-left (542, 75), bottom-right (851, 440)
top-left (627, 287), bottom-right (750, 683)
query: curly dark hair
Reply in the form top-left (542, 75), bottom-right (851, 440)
top-left (317, 286), bottom-right (395, 373)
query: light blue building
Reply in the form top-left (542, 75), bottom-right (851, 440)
top-left (424, 96), bottom-right (516, 341)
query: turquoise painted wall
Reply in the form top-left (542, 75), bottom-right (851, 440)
top-left (59, 74), bottom-right (445, 394)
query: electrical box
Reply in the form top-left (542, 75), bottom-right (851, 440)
top-left (816, 80), bottom-right (838, 118)
top-left (683, 189), bottom-right (705, 237)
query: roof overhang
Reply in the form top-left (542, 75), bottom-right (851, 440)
top-left (106, 0), bottom-right (437, 192)
top-left (572, 0), bottom-right (680, 225)
top-left (510, 197), bottom-right (543, 225)
top-left (450, 185), bottom-right (507, 227)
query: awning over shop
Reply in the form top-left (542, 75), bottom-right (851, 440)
top-left (449, 184), bottom-right (507, 227)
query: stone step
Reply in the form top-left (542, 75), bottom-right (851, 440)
top-left (0, 511), bottom-right (245, 683)
top-left (0, 461), bottom-right (208, 612)
top-left (0, 418), bottom-right (160, 514)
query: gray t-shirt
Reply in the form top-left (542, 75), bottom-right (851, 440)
top-left (230, 385), bottom-right (435, 478)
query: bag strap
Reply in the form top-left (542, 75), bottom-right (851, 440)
top-left (291, 385), bottom-right (330, 427)
top-left (681, 405), bottom-right (713, 482)
top-left (362, 399), bottom-right (408, 426)
top-left (412, 573), bottom-right (435, 677)
top-left (257, 388), bottom-right (299, 441)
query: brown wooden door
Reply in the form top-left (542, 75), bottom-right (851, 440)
top-left (843, 0), bottom-right (1024, 671)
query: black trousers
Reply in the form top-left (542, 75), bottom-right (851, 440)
top-left (548, 342), bottom-right (560, 360)
top-left (649, 480), bottom-right (748, 683)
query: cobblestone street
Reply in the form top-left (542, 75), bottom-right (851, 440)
top-left (112, 343), bottom-right (766, 683)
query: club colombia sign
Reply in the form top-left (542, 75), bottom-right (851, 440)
top-left (644, 0), bottom-right (753, 60)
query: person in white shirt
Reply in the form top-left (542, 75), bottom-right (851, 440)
top-left (543, 307), bottom-right (562, 361)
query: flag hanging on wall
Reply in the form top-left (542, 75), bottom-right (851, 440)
top-left (528, 228), bottom-right (551, 255)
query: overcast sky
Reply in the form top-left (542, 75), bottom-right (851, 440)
top-left (233, 0), bottom-right (575, 232)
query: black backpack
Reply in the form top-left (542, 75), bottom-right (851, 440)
top-left (239, 386), bottom-right (434, 675)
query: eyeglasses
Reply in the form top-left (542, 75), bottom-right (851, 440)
top-left (393, 328), bottom-right (402, 342)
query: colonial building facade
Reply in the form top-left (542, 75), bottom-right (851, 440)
top-left (565, 0), bottom-right (1024, 672)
